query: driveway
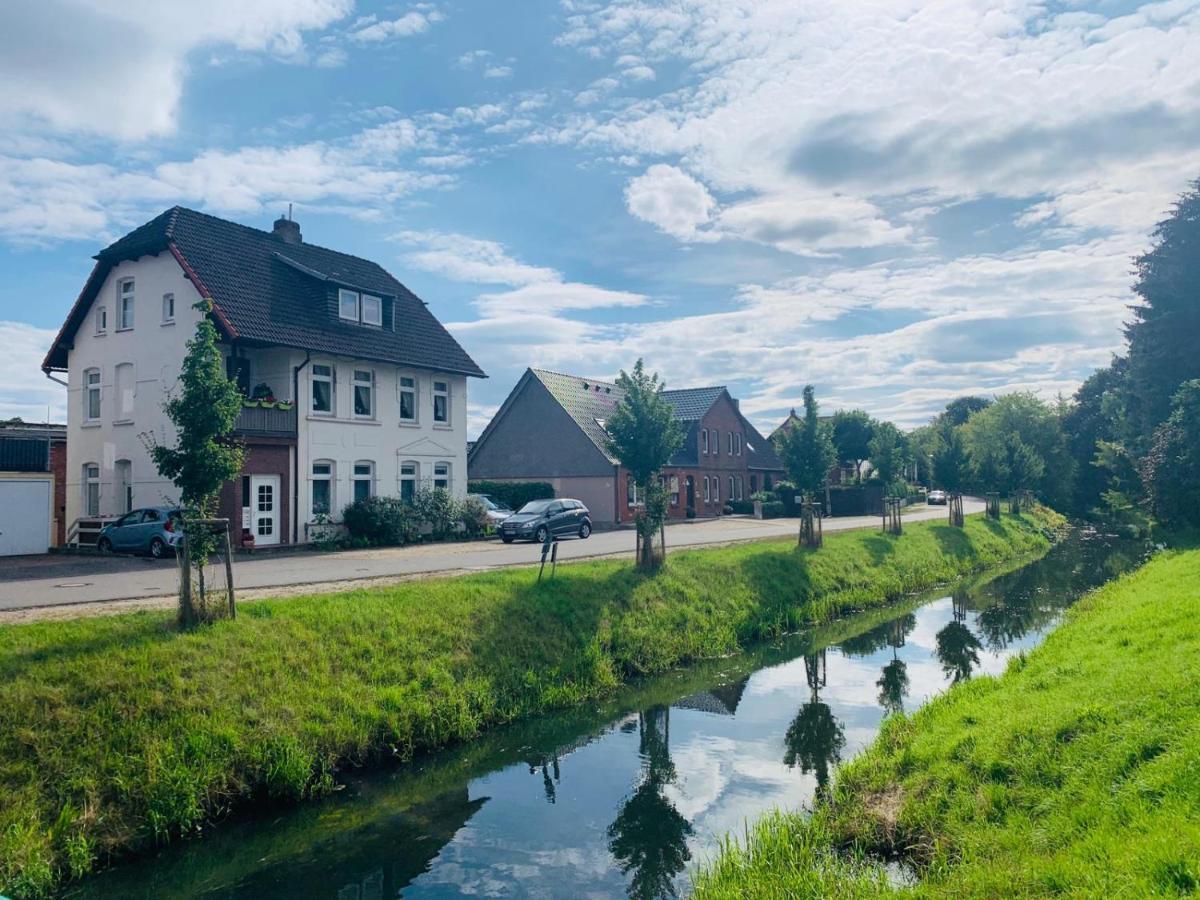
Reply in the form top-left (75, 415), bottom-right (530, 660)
top-left (0, 499), bottom-right (981, 615)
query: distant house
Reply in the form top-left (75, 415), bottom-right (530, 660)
top-left (468, 368), bottom-right (783, 525)
top-left (42, 206), bottom-right (484, 547)
top-left (0, 422), bottom-right (67, 555)
top-left (770, 408), bottom-right (868, 485)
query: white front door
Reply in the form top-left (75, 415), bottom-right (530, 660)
top-left (250, 475), bottom-right (280, 546)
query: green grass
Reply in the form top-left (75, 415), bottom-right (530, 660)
top-left (693, 540), bottom-right (1200, 899)
top-left (0, 510), bottom-right (1055, 897)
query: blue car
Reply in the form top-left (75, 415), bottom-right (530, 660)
top-left (97, 506), bottom-right (184, 558)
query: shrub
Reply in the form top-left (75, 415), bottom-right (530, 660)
top-left (412, 488), bottom-right (458, 539)
top-left (459, 496), bottom-right (491, 537)
top-left (760, 501), bottom-right (786, 518)
top-left (728, 500), bottom-right (755, 514)
top-left (342, 497), bottom-right (417, 546)
top-left (467, 481), bottom-right (554, 511)
top-left (749, 490), bottom-right (773, 502)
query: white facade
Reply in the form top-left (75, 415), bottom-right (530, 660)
top-left (64, 252), bottom-right (204, 528)
top-left (61, 250), bottom-right (470, 543)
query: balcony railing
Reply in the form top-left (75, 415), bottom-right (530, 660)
top-left (234, 404), bottom-right (297, 438)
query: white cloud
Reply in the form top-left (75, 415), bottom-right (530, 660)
top-left (349, 8), bottom-right (442, 42)
top-left (0, 322), bottom-right (66, 422)
top-left (484, 66), bottom-right (514, 79)
top-left (0, 0), bottom-right (353, 141)
top-left (624, 164), bottom-right (718, 242)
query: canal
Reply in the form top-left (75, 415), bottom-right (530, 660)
top-left (69, 530), bottom-right (1146, 899)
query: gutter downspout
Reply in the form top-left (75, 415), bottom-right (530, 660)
top-left (292, 351), bottom-right (311, 545)
top-left (44, 371), bottom-right (69, 388)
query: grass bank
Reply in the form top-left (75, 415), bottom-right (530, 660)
top-left (693, 541), bottom-right (1200, 899)
top-left (0, 509), bottom-right (1056, 897)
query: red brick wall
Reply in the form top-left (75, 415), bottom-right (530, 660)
top-left (218, 442), bottom-right (292, 546)
top-left (50, 440), bottom-right (66, 546)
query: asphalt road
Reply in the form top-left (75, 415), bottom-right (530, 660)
top-left (0, 500), bottom-right (982, 612)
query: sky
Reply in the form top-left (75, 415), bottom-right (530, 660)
top-left (1, 0), bottom-right (1198, 438)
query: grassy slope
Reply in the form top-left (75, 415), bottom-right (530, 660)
top-left (0, 511), bottom-right (1054, 897)
top-left (693, 543), bottom-right (1200, 899)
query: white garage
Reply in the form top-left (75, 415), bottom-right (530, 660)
top-left (0, 477), bottom-right (53, 557)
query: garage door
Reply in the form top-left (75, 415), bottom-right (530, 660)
top-left (0, 480), bottom-right (51, 556)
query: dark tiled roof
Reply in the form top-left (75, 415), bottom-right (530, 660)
top-left (661, 386), bottom-right (726, 420)
top-left (44, 207), bottom-right (484, 378)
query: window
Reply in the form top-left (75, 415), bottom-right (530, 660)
top-left (729, 476), bottom-right (735, 503)
top-left (703, 477), bottom-right (711, 502)
top-left (338, 289), bottom-right (359, 321)
top-left (735, 433), bottom-right (743, 456)
top-left (118, 279), bottom-right (135, 330)
top-left (737, 475), bottom-right (744, 501)
top-left (728, 432), bottom-right (734, 455)
top-left (433, 379), bottom-right (449, 424)
top-left (713, 476), bottom-right (720, 503)
top-left (95, 305), bottom-right (107, 334)
top-left (114, 362), bottom-right (134, 421)
top-left (434, 461), bottom-right (450, 491)
top-left (353, 461), bottom-right (374, 502)
top-left (162, 293), bottom-right (175, 324)
top-left (712, 429), bottom-right (719, 456)
top-left (399, 374), bottom-right (418, 422)
top-left (361, 294), bottom-right (382, 326)
top-left (701, 429), bottom-right (708, 455)
top-left (399, 461), bottom-right (417, 503)
top-left (115, 460), bottom-right (133, 513)
top-left (256, 482), bottom-right (275, 537)
top-left (669, 475), bottom-right (680, 506)
top-left (312, 364), bottom-right (333, 415)
top-left (627, 476), bottom-right (638, 507)
top-left (353, 369), bottom-right (373, 418)
top-left (84, 464), bottom-right (100, 517)
top-left (312, 461), bottom-right (333, 516)
top-left (84, 369), bottom-right (101, 421)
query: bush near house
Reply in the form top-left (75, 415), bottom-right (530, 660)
top-left (467, 480), bottom-right (554, 511)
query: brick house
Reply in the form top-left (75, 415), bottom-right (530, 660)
top-left (42, 206), bottom-right (484, 547)
top-left (468, 369), bottom-right (783, 526)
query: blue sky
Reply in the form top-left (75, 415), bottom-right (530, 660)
top-left (2, 0), bottom-right (1198, 437)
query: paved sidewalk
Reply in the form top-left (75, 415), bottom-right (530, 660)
top-left (0, 500), bottom-right (981, 616)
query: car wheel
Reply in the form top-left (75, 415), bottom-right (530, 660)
top-left (502, 536), bottom-right (515, 544)
top-left (149, 537), bottom-right (167, 559)
top-left (535, 525), bottom-right (549, 544)
top-left (579, 522), bottom-right (591, 539)
top-left (96, 536), bottom-right (113, 554)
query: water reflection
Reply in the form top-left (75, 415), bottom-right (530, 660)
top-left (68, 532), bottom-right (1146, 900)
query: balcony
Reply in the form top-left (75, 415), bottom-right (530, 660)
top-left (234, 403), bottom-right (297, 438)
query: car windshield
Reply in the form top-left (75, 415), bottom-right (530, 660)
top-left (518, 500), bottom-right (552, 514)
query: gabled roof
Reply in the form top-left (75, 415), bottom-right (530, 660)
top-left (471, 367), bottom-right (784, 472)
top-left (43, 206), bottom-right (484, 378)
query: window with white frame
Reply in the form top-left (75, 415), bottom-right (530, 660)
top-left (361, 294), bottom-right (382, 326)
top-left (736, 433), bottom-right (743, 456)
top-left (353, 369), bottom-right (374, 418)
top-left (434, 461), bottom-right (450, 491)
top-left (338, 289), bottom-right (359, 321)
top-left (84, 463), bottom-right (100, 517)
top-left (95, 305), bottom-right (107, 334)
top-left (311, 461), bottom-right (334, 516)
top-left (713, 476), bottom-right (720, 503)
top-left (84, 368), bottom-right (101, 421)
top-left (311, 364), bottom-right (334, 415)
top-left (162, 293), bottom-right (175, 324)
top-left (728, 432), bottom-right (734, 455)
top-left (353, 461), bottom-right (374, 502)
top-left (433, 379), bottom-right (449, 424)
top-left (669, 475), bottom-right (679, 506)
top-left (729, 476), bottom-right (735, 503)
top-left (703, 476), bottom-right (710, 502)
top-left (399, 461), bottom-right (418, 503)
top-left (114, 362), bottom-right (134, 420)
top-left (118, 279), bottom-right (135, 330)
top-left (712, 429), bottom-right (719, 456)
top-left (399, 374), bottom-right (418, 422)
top-left (737, 475), bottom-right (744, 501)
top-left (627, 476), bottom-right (638, 507)
top-left (701, 429), bottom-right (708, 455)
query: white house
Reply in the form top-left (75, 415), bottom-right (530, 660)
top-left (43, 207), bottom-right (485, 546)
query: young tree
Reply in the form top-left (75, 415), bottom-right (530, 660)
top-left (774, 385), bottom-right (836, 500)
top-left (868, 420), bottom-right (907, 493)
top-left (961, 392), bottom-right (1074, 508)
top-left (606, 360), bottom-right (684, 568)
top-left (830, 409), bottom-right (874, 482)
top-left (149, 299), bottom-right (244, 625)
top-left (932, 424), bottom-right (969, 492)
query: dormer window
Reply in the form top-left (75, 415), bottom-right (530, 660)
top-left (338, 288), bottom-right (384, 326)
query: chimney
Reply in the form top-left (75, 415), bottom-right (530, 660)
top-left (272, 212), bottom-right (301, 244)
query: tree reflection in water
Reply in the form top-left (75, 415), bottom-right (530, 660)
top-left (607, 706), bottom-right (693, 900)
top-left (783, 651), bottom-right (846, 795)
top-left (876, 657), bottom-right (909, 716)
top-left (935, 596), bottom-right (984, 684)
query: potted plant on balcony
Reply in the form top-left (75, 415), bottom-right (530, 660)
top-left (251, 382), bottom-right (277, 409)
